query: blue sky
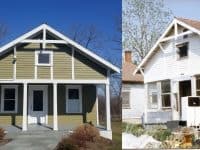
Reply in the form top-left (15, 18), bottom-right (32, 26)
top-left (0, 0), bottom-right (121, 66)
top-left (164, 0), bottom-right (200, 20)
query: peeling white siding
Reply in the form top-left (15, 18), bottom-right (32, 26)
top-left (122, 83), bottom-right (145, 123)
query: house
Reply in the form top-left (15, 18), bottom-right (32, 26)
top-left (0, 24), bottom-right (120, 139)
top-left (122, 50), bottom-right (145, 124)
top-left (134, 17), bottom-right (200, 125)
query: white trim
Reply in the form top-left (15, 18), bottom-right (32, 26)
top-left (13, 46), bottom-right (16, 80)
top-left (43, 28), bottom-right (46, 49)
top-left (51, 51), bottom-right (53, 80)
top-left (1, 85), bottom-right (18, 113)
top-left (21, 39), bottom-right (67, 44)
top-left (35, 50), bottom-right (53, 66)
top-left (0, 24), bottom-right (119, 73)
top-left (28, 85), bottom-right (48, 124)
top-left (66, 85), bottom-right (82, 113)
top-left (53, 83), bottom-right (58, 130)
top-left (34, 50), bottom-right (37, 79)
top-left (96, 85), bottom-right (99, 126)
top-left (106, 70), bottom-right (111, 130)
top-left (22, 83), bottom-right (27, 131)
top-left (0, 79), bottom-right (108, 84)
top-left (72, 47), bottom-right (75, 80)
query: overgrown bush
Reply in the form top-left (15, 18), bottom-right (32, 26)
top-left (0, 128), bottom-right (6, 140)
top-left (55, 124), bottom-right (112, 150)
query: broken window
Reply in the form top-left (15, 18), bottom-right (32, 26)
top-left (148, 82), bottom-right (158, 109)
top-left (177, 43), bottom-right (188, 59)
top-left (161, 80), bottom-right (171, 108)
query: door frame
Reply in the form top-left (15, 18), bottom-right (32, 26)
top-left (28, 85), bottom-right (48, 124)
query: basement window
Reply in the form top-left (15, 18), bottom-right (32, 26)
top-left (161, 80), bottom-right (171, 108)
top-left (177, 43), bottom-right (188, 59)
top-left (36, 51), bottom-right (52, 66)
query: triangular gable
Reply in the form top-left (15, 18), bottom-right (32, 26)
top-left (0, 24), bottom-right (120, 73)
top-left (134, 17), bottom-right (200, 75)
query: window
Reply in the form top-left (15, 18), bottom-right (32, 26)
top-left (1, 85), bottom-right (18, 113)
top-left (177, 43), bottom-right (188, 59)
top-left (196, 76), bottom-right (200, 96)
top-left (66, 85), bottom-right (82, 113)
top-left (161, 80), bottom-right (171, 108)
top-left (36, 51), bottom-right (52, 66)
top-left (122, 90), bottom-right (130, 108)
top-left (148, 83), bottom-right (158, 109)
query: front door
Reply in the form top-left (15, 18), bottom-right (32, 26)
top-left (28, 85), bottom-right (48, 124)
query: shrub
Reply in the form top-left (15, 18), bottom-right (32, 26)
top-left (55, 124), bottom-right (110, 150)
top-left (0, 128), bottom-right (6, 140)
top-left (123, 123), bottom-right (145, 137)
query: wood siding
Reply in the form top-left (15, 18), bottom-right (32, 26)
top-left (37, 66), bottom-right (51, 79)
top-left (0, 51), bottom-right (13, 79)
top-left (74, 51), bottom-right (106, 79)
top-left (16, 50), bottom-right (35, 79)
top-left (53, 49), bottom-right (72, 79)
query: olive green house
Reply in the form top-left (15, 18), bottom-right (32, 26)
top-left (0, 24), bottom-right (120, 139)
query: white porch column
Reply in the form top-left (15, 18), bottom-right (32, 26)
top-left (191, 76), bottom-right (197, 96)
top-left (106, 70), bottom-right (111, 130)
top-left (53, 83), bottom-right (58, 130)
top-left (22, 83), bottom-right (28, 131)
top-left (96, 85), bottom-right (99, 126)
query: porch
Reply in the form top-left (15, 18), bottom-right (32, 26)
top-left (0, 82), bottom-right (112, 139)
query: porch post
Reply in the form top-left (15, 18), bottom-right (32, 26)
top-left (106, 69), bottom-right (111, 131)
top-left (96, 85), bottom-right (99, 126)
top-left (53, 83), bottom-right (58, 130)
top-left (22, 83), bottom-right (28, 131)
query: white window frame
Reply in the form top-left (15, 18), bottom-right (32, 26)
top-left (1, 85), bottom-right (18, 113)
top-left (66, 85), bottom-right (82, 113)
top-left (122, 89), bottom-right (131, 109)
top-left (161, 80), bottom-right (171, 109)
top-left (148, 82), bottom-right (158, 109)
top-left (35, 50), bottom-right (53, 66)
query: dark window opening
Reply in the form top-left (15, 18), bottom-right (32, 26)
top-left (177, 43), bottom-right (188, 58)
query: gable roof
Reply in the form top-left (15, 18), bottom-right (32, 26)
top-left (134, 17), bottom-right (200, 75)
top-left (122, 61), bottom-right (143, 83)
top-left (0, 24), bottom-right (120, 73)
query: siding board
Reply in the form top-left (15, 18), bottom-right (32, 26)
top-left (0, 51), bottom-right (13, 79)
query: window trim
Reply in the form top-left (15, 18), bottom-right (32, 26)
top-left (148, 82), bottom-right (158, 109)
top-left (161, 80), bottom-right (171, 109)
top-left (66, 85), bottom-right (82, 113)
top-left (35, 50), bottom-right (53, 66)
top-left (1, 85), bottom-right (18, 113)
top-left (122, 89), bottom-right (131, 109)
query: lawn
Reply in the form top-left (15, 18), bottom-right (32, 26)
top-left (107, 121), bottom-right (122, 150)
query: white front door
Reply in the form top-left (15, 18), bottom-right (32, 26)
top-left (28, 85), bottom-right (48, 124)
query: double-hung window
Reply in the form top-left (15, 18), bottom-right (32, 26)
top-left (161, 80), bottom-right (171, 108)
top-left (36, 50), bottom-right (52, 66)
top-left (1, 85), bottom-right (18, 113)
top-left (66, 85), bottom-right (82, 113)
top-left (122, 88), bottom-right (130, 108)
top-left (148, 82), bottom-right (158, 109)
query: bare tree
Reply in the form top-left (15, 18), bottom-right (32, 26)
top-left (66, 24), bottom-right (104, 50)
top-left (123, 0), bottom-right (172, 62)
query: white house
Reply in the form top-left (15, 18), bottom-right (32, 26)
top-left (122, 51), bottom-right (145, 124)
top-left (134, 17), bottom-right (200, 125)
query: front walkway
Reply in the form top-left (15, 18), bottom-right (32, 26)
top-left (1, 125), bottom-right (71, 150)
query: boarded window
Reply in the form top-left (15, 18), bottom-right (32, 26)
top-left (161, 80), bottom-right (171, 108)
top-left (148, 83), bottom-right (158, 109)
top-left (122, 91), bottom-right (130, 108)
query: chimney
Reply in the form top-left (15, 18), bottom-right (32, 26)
top-left (124, 51), bottom-right (133, 63)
